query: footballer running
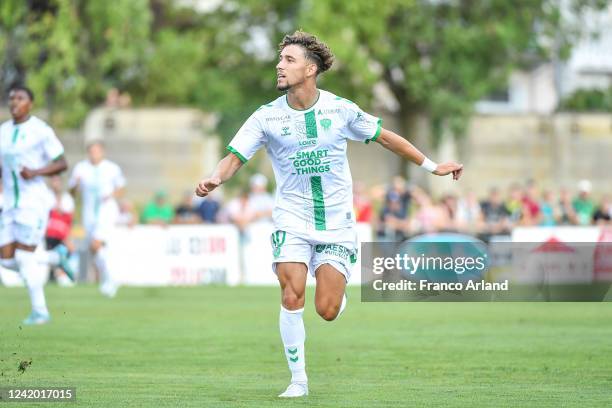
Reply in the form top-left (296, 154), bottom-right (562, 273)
top-left (195, 31), bottom-right (463, 398)
top-left (0, 85), bottom-right (74, 325)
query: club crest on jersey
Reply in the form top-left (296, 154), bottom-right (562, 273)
top-left (320, 118), bottom-right (332, 130)
top-left (281, 127), bottom-right (291, 136)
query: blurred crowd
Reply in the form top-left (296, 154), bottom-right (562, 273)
top-left (369, 178), bottom-right (611, 242)
top-left (131, 175), bottom-right (610, 243)
top-left (134, 173), bottom-right (273, 228)
top-left (2, 174), bottom-right (608, 249)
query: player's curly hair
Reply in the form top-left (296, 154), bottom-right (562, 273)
top-left (278, 30), bottom-right (334, 75)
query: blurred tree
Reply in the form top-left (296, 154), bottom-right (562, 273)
top-left (132, 0), bottom-right (299, 150)
top-left (1, 0), bottom-right (606, 167)
top-left (0, 0), bottom-right (151, 127)
top-left (558, 87), bottom-right (612, 112)
top-left (293, 0), bottom-right (608, 177)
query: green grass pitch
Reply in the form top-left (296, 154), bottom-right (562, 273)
top-left (1, 285), bottom-right (611, 407)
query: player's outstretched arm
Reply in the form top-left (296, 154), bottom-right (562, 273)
top-left (20, 156), bottom-right (68, 180)
top-left (195, 152), bottom-right (244, 197)
top-left (375, 128), bottom-right (463, 180)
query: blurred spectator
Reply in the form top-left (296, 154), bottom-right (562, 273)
top-left (140, 190), bottom-right (175, 225)
top-left (456, 190), bottom-right (483, 233)
top-left (593, 195), bottom-right (611, 225)
top-left (377, 190), bottom-right (409, 241)
top-left (505, 184), bottom-right (523, 224)
top-left (105, 87), bottom-right (120, 108)
top-left (573, 180), bottom-right (596, 226)
top-left (387, 176), bottom-right (411, 216)
top-left (45, 175), bottom-right (75, 286)
top-left (105, 87), bottom-right (132, 109)
top-left (226, 189), bottom-right (253, 231)
top-left (197, 191), bottom-right (221, 223)
top-left (118, 92), bottom-right (132, 108)
top-left (353, 182), bottom-right (373, 223)
top-left (376, 177), bottom-right (412, 240)
top-left (440, 194), bottom-right (458, 230)
top-left (539, 190), bottom-right (560, 226)
top-left (247, 174), bottom-right (274, 223)
top-left (480, 187), bottom-right (511, 235)
top-left (409, 187), bottom-right (449, 235)
top-left (521, 180), bottom-right (541, 225)
top-left (174, 191), bottom-right (200, 224)
top-left (225, 174), bottom-right (274, 231)
top-left (558, 188), bottom-right (577, 225)
top-left (117, 199), bottom-right (136, 227)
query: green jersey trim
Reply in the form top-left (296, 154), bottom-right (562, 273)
top-left (304, 110), bottom-right (318, 139)
top-left (365, 118), bottom-right (383, 144)
top-left (11, 171), bottom-right (19, 208)
top-left (52, 152), bottom-right (64, 161)
top-left (226, 145), bottom-right (248, 164)
top-left (285, 90), bottom-right (320, 112)
top-left (11, 127), bottom-right (20, 208)
top-left (310, 176), bottom-right (326, 230)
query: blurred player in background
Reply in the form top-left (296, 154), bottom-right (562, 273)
top-left (0, 85), bottom-right (73, 325)
top-left (196, 31), bottom-right (463, 398)
top-left (45, 174), bottom-right (76, 286)
top-left (69, 140), bottom-right (125, 298)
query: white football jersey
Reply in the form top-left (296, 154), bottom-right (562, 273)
top-left (227, 89), bottom-right (382, 232)
top-left (68, 159), bottom-right (126, 231)
top-left (0, 116), bottom-right (65, 212)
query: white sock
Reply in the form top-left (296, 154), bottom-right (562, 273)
top-left (0, 258), bottom-right (19, 272)
top-left (34, 249), bottom-right (60, 267)
top-left (279, 305), bottom-right (307, 383)
top-left (16, 249), bottom-right (49, 316)
top-left (94, 247), bottom-right (112, 288)
top-left (94, 246), bottom-right (117, 293)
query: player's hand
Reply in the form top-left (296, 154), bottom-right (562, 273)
top-left (20, 167), bottom-right (39, 180)
top-left (195, 177), bottom-right (222, 197)
top-left (433, 162), bottom-right (463, 180)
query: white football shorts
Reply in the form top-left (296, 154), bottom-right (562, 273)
top-left (0, 207), bottom-right (48, 247)
top-left (270, 227), bottom-right (358, 282)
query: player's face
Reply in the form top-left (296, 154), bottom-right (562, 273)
top-left (8, 90), bottom-right (32, 121)
top-left (87, 143), bottom-right (105, 164)
top-left (276, 45), bottom-right (316, 91)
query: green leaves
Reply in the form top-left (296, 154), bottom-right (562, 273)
top-left (1, 0), bottom-right (152, 127)
top-left (1, 0), bottom-right (605, 141)
top-left (296, 0), bottom-right (606, 142)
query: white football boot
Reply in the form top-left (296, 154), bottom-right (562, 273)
top-left (278, 382), bottom-right (308, 398)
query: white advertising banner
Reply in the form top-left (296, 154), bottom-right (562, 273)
top-left (510, 226), bottom-right (611, 283)
top-left (106, 225), bottom-right (240, 286)
top-left (512, 226), bottom-right (602, 243)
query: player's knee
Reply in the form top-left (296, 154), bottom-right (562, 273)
top-left (282, 292), bottom-right (304, 310)
top-left (316, 301), bottom-right (339, 321)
